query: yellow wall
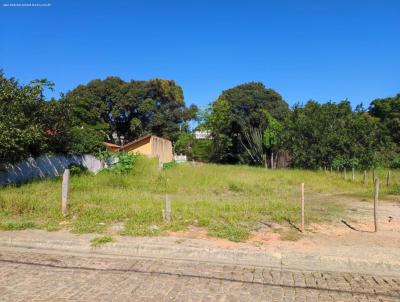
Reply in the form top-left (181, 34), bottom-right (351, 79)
top-left (123, 136), bottom-right (152, 155)
top-left (151, 136), bottom-right (173, 163)
top-left (123, 135), bottom-right (173, 163)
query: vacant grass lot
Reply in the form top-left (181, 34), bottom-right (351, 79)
top-left (0, 156), bottom-right (399, 241)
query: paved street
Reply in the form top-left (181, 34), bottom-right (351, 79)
top-left (0, 250), bottom-right (399, 301)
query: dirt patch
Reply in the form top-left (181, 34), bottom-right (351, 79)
top-left (167, 227), bottom-right (239, 248)
top-left (166, 201), bottom-right (400, 252)
top-left (106, 222), bottom-right (125, 235)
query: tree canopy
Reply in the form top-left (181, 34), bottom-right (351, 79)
top-left (205, 82), bottom-right (289, 163)
top-left (63, 77), bottom-right (198, 143)
top-left (0, 72), bottom-right (69, 165)
top-left (1, 70), bottom-right (399, 169)
top-left (281, 101), bottom-right (388, 169)
top-left (369, 94), bottom-right (400, 145)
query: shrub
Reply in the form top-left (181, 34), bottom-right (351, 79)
top-left (90, 235), bottom-right (113, 246)
top-left (192, 139), bottom-right (213, 162)
top-left (390, 157), bottom-right (400, 169)
top-left (163, 161), bottom-right (178, 170)
top-left (68, 126), bottom-right (105, 155)
top-left (108, 152), bottom-right (138, 173)
top-left (331, 157), bottom-right (359, 169)
top-left (68, 163), bottom-right (88, 176)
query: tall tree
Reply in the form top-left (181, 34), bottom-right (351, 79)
top-left (206, 82), bottom-right (289, 163)
top-left (282, 101), bottom-right (385, 169)
top-left (63, 77), bottom-right (197, 143)
top-left (369, 94), bottom-right (400, 145)
top-left (0, 72), bottom-right (50, 164)
top-left (263, 113), bottom-right (282, 168)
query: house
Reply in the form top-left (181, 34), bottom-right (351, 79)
top-left (103, 142), bottom-right (120, 152)
top-left (104, 134), bottom-right (173, 164)
top-left (194, 130), bottom-right (211, 139)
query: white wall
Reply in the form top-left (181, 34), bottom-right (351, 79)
top-left (0, 154), bottom-right (103, 185)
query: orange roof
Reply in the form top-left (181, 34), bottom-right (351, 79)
top-left (119, 134), bottom-right (152, 151)
top-left (103, 142), bottom-right (120, 148)
top-left (104, 134), bottom-right (170, 152)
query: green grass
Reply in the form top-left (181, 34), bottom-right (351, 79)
top-left (90, 235), bottom-right (113, 246)
top-left (0, 156), bottom-right (399, 242)
top-left (0, 221), bottom-right (36, 230)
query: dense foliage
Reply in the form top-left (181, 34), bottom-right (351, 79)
top-left (1, 70), bottom-right (399, 169)
top-left (203, 83), bottom-right (399, 169)
top-left (63, 77), bottom-right (197, 143)
top-left (0, 72), bottom-right (70, 165)
top-left (282, 101), bottom-right (387, 169)
top-left (205, 82), bottom-right (289, 163)
top-left (0, 72), bottom-right (197, 165)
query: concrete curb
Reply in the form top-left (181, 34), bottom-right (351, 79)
top-left (1, 238), bottom-right (399, 277)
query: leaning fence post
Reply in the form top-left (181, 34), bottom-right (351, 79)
top-left (163, 194), bottom-right (171, 222)
top-left (62, 169), bottom-right (70, 215)
top-left (387, 170), bottom-right (391, 187)
top-left (301, 183), bottom-right (305, 232)
top-left (374, 177), bottom-right (379, 232)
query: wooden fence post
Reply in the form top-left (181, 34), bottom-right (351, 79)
top-left (62, 169), bottom-right (70, 215)
top-left (374, 177), bottom-right (379, 232)
top-left (352, 167), bottom-right (355, 181)
top-left (163, 194), bottom-right (171, 222)
top-left (301, 183), bottom-right (305, 232)
top-left (387, 170), bottom-right (391, 187)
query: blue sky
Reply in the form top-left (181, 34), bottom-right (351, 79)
top-left (1, 0), bottom-right (399, 109)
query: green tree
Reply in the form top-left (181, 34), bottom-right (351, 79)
top-left (206, 82), bottom-right (289, 163)
top-left (174, 132), bottom-right (195, 157)
top-left (0, 72), bottom-right (47, 165)
top-left (63, 77), bottom-right (198, 144)
top-left (263, 113), bottom-right (282, 168)
top-left (282, 101), bottom-right (384, 169)
top-left (369, 94), bottom-right (400, 145)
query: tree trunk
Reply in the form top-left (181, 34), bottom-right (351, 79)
top-left (270, 152), bottom-right (274, 169)
top-left (264, 153), bottom-right (268, 169)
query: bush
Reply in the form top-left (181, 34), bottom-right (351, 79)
top-left (163, 161), bottom-right (178, 170)
top-left (68, 126), bottom-right (105, 155)
top-left (68, 163), bottom-right (88, 176)
top-left (331, 157), bottom-right (359, 169)
top-left (192, 139), bottom-right (213, 162)
top-left (390, 157), bottom-right (400, 169)
top-left (108, 152), bottom-right (138, 173)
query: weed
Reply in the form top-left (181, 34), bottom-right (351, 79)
top-left (163, 161), bottom-right (178, 170)
top-left (0, 221), bottom-right (36, 230)
top-left (228, 182), bottom-right (243, 192)
top-left (90, 235), bottom-right (113, 246)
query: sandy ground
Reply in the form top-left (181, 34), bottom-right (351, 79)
top-left (167, 198), bottom-right (400, 252)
